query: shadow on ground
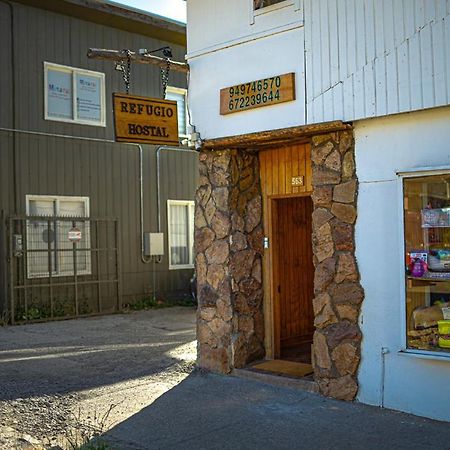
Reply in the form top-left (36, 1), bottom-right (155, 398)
top-left (99, 372), bottom-right (450, 450)
top-left (0, 307), bottom-right (196, 401)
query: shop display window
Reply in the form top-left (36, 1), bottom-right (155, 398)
top-left (404, 174), bottom-right (450, 354)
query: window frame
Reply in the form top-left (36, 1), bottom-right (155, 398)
top-left (26, 195), bottom-right (92, 278)
top-left (249, 0), bottom-right (301, 24)
top-left (44, 62), bottom-right (106, 127)
top-left (165, 86), bottom-right (188, 139)
top-left (167, 199), bottom-right (195, 270)
top-left (398, 167), bottom-right (450, 359)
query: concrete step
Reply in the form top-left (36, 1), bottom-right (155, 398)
top-left (232, 368), bottom-right (319, 394)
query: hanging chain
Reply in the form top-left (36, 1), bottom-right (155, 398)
top-left (117, 49), bottom-right (132, 94)
top-left (160, 56), bottom-right (171, 98)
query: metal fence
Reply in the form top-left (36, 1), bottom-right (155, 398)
top-left (7, 216), bottom-right (121, 324)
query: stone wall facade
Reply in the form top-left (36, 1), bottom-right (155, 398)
top-left (310, 130), bottom-right (363, 401)
top-left (195, 149), bottom-right (265, 373)
top-left (195, 129), bottom-right (363, 402)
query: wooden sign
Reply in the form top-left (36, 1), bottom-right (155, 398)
top-left (220, 73), bottom-right (295, 115)
top-left (113, 93), bottom-right (179, 145)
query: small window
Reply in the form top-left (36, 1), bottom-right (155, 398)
top-left (44, 62), bottom-right (106, 127)
top-left (26, 195), bottom-right (91, 278)
top-left (254, 0), bottom-right (287, 10)
top-left (167, 200), bottom-right (194, 269)
top-left (165, 86), bottom-right (188, 138)
top-left (403, 174), bottom-right (450, 355)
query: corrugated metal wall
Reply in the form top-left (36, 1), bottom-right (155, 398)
top-left (304, 0), bottom-right (450, 123)
top-left (0, 1), bottom-right (198, 311)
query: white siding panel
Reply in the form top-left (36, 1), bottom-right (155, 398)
top-left (363, 63), bottom-right (376, 118)
top-left (420, 25), bottom-right (435, 109)
top-left (409, 31), bottom-right (423, 111)
top-left (397, 39), bottom-right (410, 111)
top-left (432, 19), bottom-right (448, 106)
top-left (374, 57), bottom-right (387, 117)
top-left (305, 0), bottom-right (450, 124)
top-left (446, 15), bottom-right (450, 104)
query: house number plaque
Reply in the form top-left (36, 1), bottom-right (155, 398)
top-left (220, 73), bottom-right (296, 115)
top-left (291, 176), bottom-right (304, 186)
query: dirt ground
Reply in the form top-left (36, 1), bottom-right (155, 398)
top-left (0, 307), bottom-right (197, 449)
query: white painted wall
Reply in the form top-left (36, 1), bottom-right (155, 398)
top-left (187, 0), bottom-right (450, 140)
top-left (355, 106), bottom-right (450, 422)
top-left (187, 0), bottom-right (302, 58)
top-left (188, 28), bottom-right (305, 139)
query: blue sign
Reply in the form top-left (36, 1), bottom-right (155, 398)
top-left (76, 74), bottom-right (101, 122)
top-left (47, 69), bottom-right (72, 119)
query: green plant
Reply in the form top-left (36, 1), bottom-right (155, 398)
top-left (128, 296), bottom-right (164, 310)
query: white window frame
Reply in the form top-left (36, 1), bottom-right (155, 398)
top-left (167, 199), bottom-right (195, 270)
top-left (26, 195), bottom-right (92, 278)
top-left (44, 62), bottom-right (106, 127)
top-left (165, 86), bottom-right (188, 139)
top-left (397, 166), bottom-right (450, 360)
top-left (249, 0), bottom-right (301, 24)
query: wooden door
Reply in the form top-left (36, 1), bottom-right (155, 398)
top-left (273, 196), bottom-right (315, 360)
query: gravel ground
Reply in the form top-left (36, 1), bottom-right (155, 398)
top-left (0, 307), bottom-right (197, 449)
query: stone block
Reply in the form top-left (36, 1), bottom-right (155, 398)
top-left (336, 304), bottom-right (359, 323)
top-left (197, 321), bottom-right (218, 348)
top-left (212, 151), bottom-right (231, 172)
top-left (314, 258), bottom-right (336, 293)
top-left (332, 220), bottom-right (354, 251)
top-left (324, 150), bottom-right (342, 172)
top-left (231, 231), bottom-right (248, 252)
top-left (313, 331), bottom-right (332, 370)
top-left (311, 186), bottom-right (333, 208)
top-left (335, 253), bottom-right (358, 283)
top-left (312, 222), bottom-right (334, 263)
top-left (329, 282), bottom-right (364, 306)
top-left (314, 302), bottom-right (338, 329)
top-left (196, 253), bottom-right (207, 287)
top-left (333, 180), bottom-right (357, 204)
top-left (312, 167), bottom-right (341, 186)
top-left (331, 202), bottom-right (356, 224)
top-left (231, 249), bottom-right (256, 283)
top-left (195, 227), bottom-right (215, 254)
top-left (342, 151), bottom-right (355, 180)
top-left (206, 264), bottom-right (226, 289)
top-left (211, 210), bottom-right (231, 239)
top-left (311, 141), bottom-right (334, 165)
top-left (198, 344), bottom-right (231, 374)
top-left (325, 322), bottom-right (362, 348)
top-left (339, 131), bottom-right (353, 154)
top-left (312, 134), bottom-right (332, 147)
top-left (332, 343), bottom-right (360, 376)
top-left (318, 375), bottom-right (358, 401)
top-left (312, 208), bottom-right (334, 230)
top-left (212, 187), bottom-right (229, 211)
top-left (205, 239), bottom-right (229, 265)
top-left (245, 196), bottom-right (262, 233)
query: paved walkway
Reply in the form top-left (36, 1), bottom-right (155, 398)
top-left (101, 371), bottom-right (450, 450)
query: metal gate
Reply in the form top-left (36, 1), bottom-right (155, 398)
top-left (7, 216), bottom-right (121, 324)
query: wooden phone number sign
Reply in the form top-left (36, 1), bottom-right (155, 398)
top-left (220, 73), bottom-right (295, 115)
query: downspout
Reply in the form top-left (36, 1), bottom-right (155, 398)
top-left (2, 0), bottom-right (18, 214)
top-left (380, 346), bottom-right (390, 408)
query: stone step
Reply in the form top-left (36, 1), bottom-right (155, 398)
top-left (232, 368), bottom-right (319, 394)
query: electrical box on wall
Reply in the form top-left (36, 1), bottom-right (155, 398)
top-left (144, 232), bottom-right (164, 256)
